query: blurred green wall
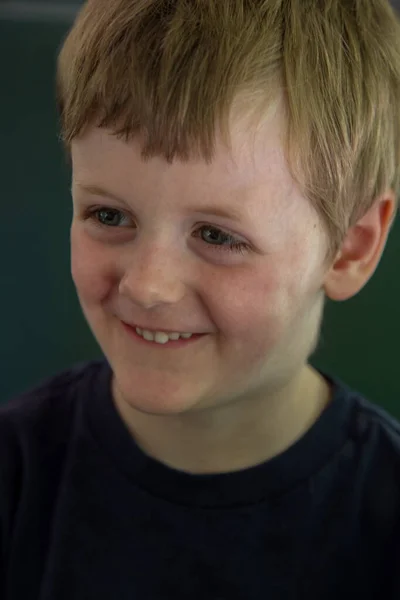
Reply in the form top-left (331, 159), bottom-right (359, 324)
top-left (1, 19), bottom-right (399, 418)
top-left (1, 20), bottom-right (103, 405)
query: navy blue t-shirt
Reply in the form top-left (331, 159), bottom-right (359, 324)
top-left (1, 358), bottom-right (400, 599)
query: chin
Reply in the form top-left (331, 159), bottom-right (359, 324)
top-left (111, 366), bottom-right (205, 417)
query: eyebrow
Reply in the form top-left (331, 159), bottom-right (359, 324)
top-left (74, 183), bottom-right (245, 223)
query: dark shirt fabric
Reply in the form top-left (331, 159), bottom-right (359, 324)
top-left (1, 358), bottom-right (400, 600)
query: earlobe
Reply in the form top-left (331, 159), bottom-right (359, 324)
top-left (323, 194), bottom-right (396, 302)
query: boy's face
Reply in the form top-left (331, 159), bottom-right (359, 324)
top-left (70, 99), bottom-right (330, 417)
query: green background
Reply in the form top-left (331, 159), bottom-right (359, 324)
top-left (1, 19), bottom-right (399, 417)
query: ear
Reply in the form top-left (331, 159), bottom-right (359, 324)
top-left (323, 191), bottom-right (397, 302)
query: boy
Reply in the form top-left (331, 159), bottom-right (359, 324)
top-left (1, 1), bottom-right (400, 598)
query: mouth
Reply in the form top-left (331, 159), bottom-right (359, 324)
top-left (121, 322), bottom-right (207, 348)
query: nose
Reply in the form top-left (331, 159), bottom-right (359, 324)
top-left (118, 241), bottom-right (187, 309)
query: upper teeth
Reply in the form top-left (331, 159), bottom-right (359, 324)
top-left (136, 327), bottom-right (193, 344)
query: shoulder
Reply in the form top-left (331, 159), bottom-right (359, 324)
top-left (353, 393), bottom-right (400, 501)
top-left (0, 359), bottom-right (110, 582)
top-left (0, 358), bottom-right (108, 506)
top-left (0, 358), bottom-right (107, 427)
top-left (339, 373), bottom-right (400, 478)
top-left (350, 394), bottom-right (400, 592)
top-left (318, 369), bottom-right (400, 520)
top-left (323, 368), bottom-right (400, 461)
top-left (330, 374), bottom-right (400, 533)
top-left (347, 389), bottom-right (400, 462)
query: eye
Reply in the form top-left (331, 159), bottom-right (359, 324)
top-left (82, 207), bottom-right (250, 255)
top-left (83, 207), bottom-right (131, 228)
top-left (193, 225), bottom-right (250, 255)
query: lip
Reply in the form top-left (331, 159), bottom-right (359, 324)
top-left (121, 321), bottom-right (207, 348)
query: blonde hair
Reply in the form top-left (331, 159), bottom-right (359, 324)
top-left (56, 0), bottom-right (400, 267)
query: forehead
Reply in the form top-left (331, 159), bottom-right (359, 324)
top-left (71, 98), bottom-right (294, 202)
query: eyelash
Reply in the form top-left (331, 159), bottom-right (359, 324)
top-left (82, 207), bottom-right (250, 256)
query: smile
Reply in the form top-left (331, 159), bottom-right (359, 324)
top-left (121, 322), bottom-right (207, 348)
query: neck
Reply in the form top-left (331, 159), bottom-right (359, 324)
top-left (112, 365), bottom-right (332, 475)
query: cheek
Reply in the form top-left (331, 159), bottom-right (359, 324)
top-left (207, 244), bottom-right (320, 361)
top-left (70, 226), bottom-right (114, 304)
top-left (205, 261), bottom-right (292, 351)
